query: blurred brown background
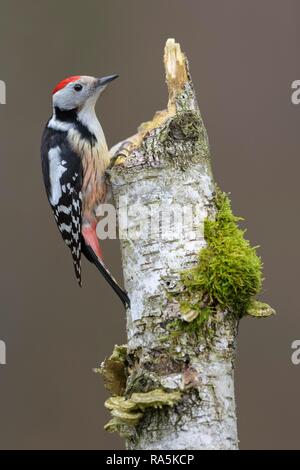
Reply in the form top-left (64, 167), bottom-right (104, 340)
top-left (0, 0), bottom-right (299, 449)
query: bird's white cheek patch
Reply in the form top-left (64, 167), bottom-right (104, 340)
top-left (48, 146), bottom-right (67, 205)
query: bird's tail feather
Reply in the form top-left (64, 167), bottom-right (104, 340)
top-left (82, 242), bottom-right (130, 308)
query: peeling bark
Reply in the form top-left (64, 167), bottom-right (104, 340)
top-left (107, 39), bottom-right (239, 450)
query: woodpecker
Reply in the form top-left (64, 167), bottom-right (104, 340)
top-left (41, 74), bottom-right (130, 307)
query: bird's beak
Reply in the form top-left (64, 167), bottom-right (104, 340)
top-left (96, 74), bottom-right (119, 88)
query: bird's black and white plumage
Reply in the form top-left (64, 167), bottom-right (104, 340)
top-left (41, 75), bottom-right (130, 307)
top-left (41, 125), bottom-right (83, 284)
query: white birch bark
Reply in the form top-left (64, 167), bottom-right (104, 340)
top-left (108, 39), bottom-right (238, 450)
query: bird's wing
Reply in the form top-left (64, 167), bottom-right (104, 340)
top-left (41, 127), bottom-right (83, 285)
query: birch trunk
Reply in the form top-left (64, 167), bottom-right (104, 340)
top-left (107, 39), bottom-right (238, 450)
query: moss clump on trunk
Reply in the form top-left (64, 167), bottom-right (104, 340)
top-left (172, 189), bottom-right (274, 328)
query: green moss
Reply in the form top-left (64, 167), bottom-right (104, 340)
top-left (173, 189), bottom-right (272, 327)
top-left (167, 307), bottom-right (213, 340)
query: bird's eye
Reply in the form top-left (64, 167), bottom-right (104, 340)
top-left (74, 84), bottom-right (83, 92)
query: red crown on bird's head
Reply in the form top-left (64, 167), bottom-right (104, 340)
top-left (52, 76), bottom-right (81, 95)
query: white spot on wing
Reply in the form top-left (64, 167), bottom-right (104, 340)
top-left (72, 231), bottom-right (79, 242)
top-left (48, 147), bottom-right (67, 205)
top-left (59, 223), bottom-right (72, 233)
top-left (72, 214), bottom-right (80, 227)
top-left (57, 204), bottom-right (72, 215)
top-left (73, 199), bottom-right (80, 211)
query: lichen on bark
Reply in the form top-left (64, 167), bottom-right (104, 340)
top-left (98, 344), bottom-right (182, 438)
top-left (95, 344), bottom-right (127, 396)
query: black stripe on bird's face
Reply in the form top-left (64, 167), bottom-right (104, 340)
top-left (54, 106), bottom-right (78, 123)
